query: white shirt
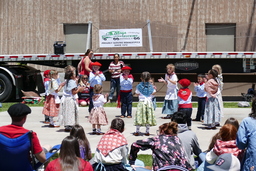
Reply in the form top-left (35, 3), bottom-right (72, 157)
top-left (164, 73), bottom-right (178, 100)
top-left (93, 145), bottom-right (128, 164)
top-left (93, 94), bottom-right (106, 107)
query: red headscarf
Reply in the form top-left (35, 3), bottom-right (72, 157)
top-left (97, 129), bottom-right (127, 156)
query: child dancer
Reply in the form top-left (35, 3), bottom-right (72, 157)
top-left (158, 64), bottom-right (178, 119)
top-left (43, 70), bottom-right (51, 123)
top-left (89, 84), bottom-right (108, 135)
top-left (78, 75), bottom-right (90, 106)
top-left (133, 71), bottom-right (157, 136)
top-left (70, 124), bottom-right (92, 161)
top-left (149, 77), bottom-right (157, 110)
top-left (204, 69), bottom-right (221, 129)
top-left (177, 78), bottom-right (192, 130)
top-left (89, 62), bottom-right (106, 113)
top-left (58, 69), bottom-right (84, 132)
top-left (212, 64), bottom-right (224, 125)
top-left (119, 66), bottom-right (134, 118)
top-left (193, 74), bottom-right (207, 122)
top-left (42, 70), bottom-right (62, 127)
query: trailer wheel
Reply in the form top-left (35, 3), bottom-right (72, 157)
top-left (0, 73), bottom-right (13, 102)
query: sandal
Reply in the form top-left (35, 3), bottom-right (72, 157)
top-left (127, 116), bottom-right (132, 118)
top-left (120, 115), bottom-right (125, 118)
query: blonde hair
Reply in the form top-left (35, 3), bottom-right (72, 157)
top-left (49, 70), bottom-right (58, 78)
top-left (212, 64), bottom-right (222, 74)
top-left (64, 65), bottom-right (76, 79)
top-left (65, 65), bottom-right (76, 73)
top-left (93, 84), bottom-right (103, 94)
top-left (166, 64), bottom-right (175, 71)
top-left (49, 70), bottom-right (58, 89)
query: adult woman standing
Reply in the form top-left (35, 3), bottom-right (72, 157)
top-left (78, 49), bottom-right (93, 76)
top-left (45, 136), bottom-right (93, 171)
top-left (129, 122), bottom-right (192, 171)
top-left (108, 53), bottom-right (124, 102)
top-left (237, 98), bottom-right (256, 171)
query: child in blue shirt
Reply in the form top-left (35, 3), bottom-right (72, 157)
top-left (119, 66), bottom-right (133, 118)
top-left (89, 62), bottom-right (106, 113)
top-left (193, 74), bottom-right (207, 121)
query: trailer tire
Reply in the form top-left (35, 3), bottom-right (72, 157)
top-left (0, 73), bottom-right (13, 102)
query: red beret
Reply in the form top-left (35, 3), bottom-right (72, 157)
top-left (122, 66), bottom-right (132, 70)
top-left (179, 78), bottom-right (191, 87)
top-left (43, 70), bottom-right (51, 77)
top-left (91, 61), bottom-right (102, 67)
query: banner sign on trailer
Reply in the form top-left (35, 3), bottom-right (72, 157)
top-left (99, 29), bottom-right (142, 47)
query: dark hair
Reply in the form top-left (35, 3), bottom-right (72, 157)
top-left (250, 97), bottom-right (256, 118)
top-left (70, 125), bottom-right (92, 160)
top-left (59, 136), bottom-right (80, 170)
top-left (11, 115), bottom-right (26, 122)
top-left (208, 133), bottom-right (221, 151)
top-left (110, 118), bottom-right (125, 133)
top-left (219, 124), bottom-right (237, 141)
top-left (85, 49), bottom-right (93, 56)
top-left (64, 70), bottom-right (74, 87)
top-left (224, 117), bottom-right (239, 130)
top-left (141, 71), bottom-right (151, 82)
top-left (208, 69), bottom-right (218, 79)
top-left (114, 53), bottom-right (120, 58)
top-left (171, 111), bottom-right (187, 124)
top-left (159, 122), bottom-right (178, 135)
top-left (197, 74), bottom-right (205, 79)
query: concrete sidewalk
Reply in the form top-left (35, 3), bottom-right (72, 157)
top-left (0, 106), bottom-right (250, 154)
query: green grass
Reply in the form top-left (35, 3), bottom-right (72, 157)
top-left (137, 154), bottom-right (153, 167)
top-left (0, 101), bottom-right (250, 113)
top-left (48, 153), bottom-right (152, 167)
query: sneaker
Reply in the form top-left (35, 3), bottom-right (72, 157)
top-left (215, 123), bottom-right (220, 127)
top-left (133, 132), bottom-right (140, 136)
top-left (64, 128), bottom-right (71, 132)
top-left (205, 126), bottom-right (216, 130)
top-left (96, 132), bottom-right (105, 135)
top-left (161, 115), bottom-right (172, 119)
top-left (49, 124), bottom-right (60, 128)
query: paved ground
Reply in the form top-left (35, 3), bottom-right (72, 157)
top-left (0, 106), bottom-right (251, 154)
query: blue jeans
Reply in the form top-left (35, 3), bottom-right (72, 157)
top-left (195, 97), bottom-right (206, 120)
top-left (121, 91), bottom-right (132, 116)
top-left (109, 78), bottom-right (120, 100)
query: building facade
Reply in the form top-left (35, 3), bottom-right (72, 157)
top-left (0, 0), bottom-right (256, 55)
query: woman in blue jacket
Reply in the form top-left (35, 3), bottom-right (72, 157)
top-left (236, 97), bottom-right (256, 171)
